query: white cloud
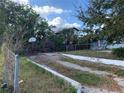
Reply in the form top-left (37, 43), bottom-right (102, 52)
top-left (33, 6), bottom-right (64, 18)
top-left (10, 0), bottom-right (29, 4)
top-left (48, 17), bottom-right (81, 32)
top-left (48, 17), bottom-right (64, 27)
top-left (64, 23), bottom-right (81, 28)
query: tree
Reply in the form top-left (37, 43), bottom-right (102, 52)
top-left (1, 0), bottom-right (50, 53)
top-left (57, 27), bottom-right (79, 45)
top-left (76, 0), bottom-right (124, 43)
top-left (0, 1), bottom-right (6, 41)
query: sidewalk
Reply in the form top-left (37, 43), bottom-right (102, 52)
top-left (63, 54), bottom-right (124, 68)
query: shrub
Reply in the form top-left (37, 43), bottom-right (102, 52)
top-left (112, 47), bottom-right (124, 58)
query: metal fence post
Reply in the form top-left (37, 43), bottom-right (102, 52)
top-left (13, 54), bottom-right (19, 93)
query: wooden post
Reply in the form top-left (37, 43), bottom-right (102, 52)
top-left (13, 54), bottom-right (19, 93)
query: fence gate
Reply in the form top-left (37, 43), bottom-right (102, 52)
top-left (3, 47), bottom-right (19, 93)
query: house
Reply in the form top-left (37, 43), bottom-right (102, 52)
top-left (90, 40), bottom-right (107, 50)
top-left (91, 40), bottom-right (124, 50)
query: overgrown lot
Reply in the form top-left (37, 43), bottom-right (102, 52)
top-left (19, 58), bottom-right (76, 93)
top-left (32, 58), bottom-right (120, 91)
top-left (61, 57), bottom-right (124, 77)
top-left (0, 51), bottom-right (76, 93)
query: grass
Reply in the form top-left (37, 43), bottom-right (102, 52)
top-left (0, 50), bottom-right (76, 93)
top-left (61, 57), bottom-right (124, 77)
top-left (19, 58), bottom-right (76, 93)
top-left (0, 49), bottom-right (4, 84)
top-left (36, 60), bottom-right (120, 91)
top-left (64, 50), bottom-right (123, 60)
top-left (0, 49), bottom-right (8, 93)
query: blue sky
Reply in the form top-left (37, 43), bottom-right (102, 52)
top-left (11, 0), bottom-right (89, 29)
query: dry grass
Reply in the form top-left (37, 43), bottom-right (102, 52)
top-left (0, 50), bottom-right (76, 93)
top-left (61, 57), bottom-right (124, 77)
top-left (0, 48), bottom-right (8, 93)
top-left (35, 59), bottom-right (120, 91)
top-left (64, 50), bottom-right (123, 60)
top-left (0, 49), bottom-right (4, 83)
top-left (19, 58), bottom-right (76, 93)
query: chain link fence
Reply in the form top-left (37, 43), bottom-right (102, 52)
top-left (1, 47), bottom-right (19, 93)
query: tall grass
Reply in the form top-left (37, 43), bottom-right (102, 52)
top-left (19, 58), bottom-right (76, 93)
top-left (0, 49), bottom-right (76, 93)
top-left (0, 47), bottom-right (8, 93)
top-left (0, 48), bottom-right (4, 84)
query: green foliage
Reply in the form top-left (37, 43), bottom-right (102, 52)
top-left (76, 0), bottom-right (124, 43)
top-left (48, 33), bottom-right (64, 51)
top-left (112, 48), bottom-right (124, 58)
top-left (0, 0), bottom-right (50, 53)
top-left (0, 2), bottom-right (6, 45)
top-left (1, 0), bottom-right (80, 53)
top-left (0, 9), bottom-right (5, 36)
top-left (39, 27), bottom-right (80, 52)
top-left (57, 28), bottom-right (79, 45)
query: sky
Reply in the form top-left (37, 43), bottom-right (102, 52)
top-left (11, 0), bottom-right (89, 30)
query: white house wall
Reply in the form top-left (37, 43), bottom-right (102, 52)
top-left (107, 44), bottom-right (124, 49)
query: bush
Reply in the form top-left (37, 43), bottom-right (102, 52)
top-left (112, 47), bottom-right (124, 57)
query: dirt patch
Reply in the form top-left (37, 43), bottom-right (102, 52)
top-left (29, 53), bottom-right (121, 92)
